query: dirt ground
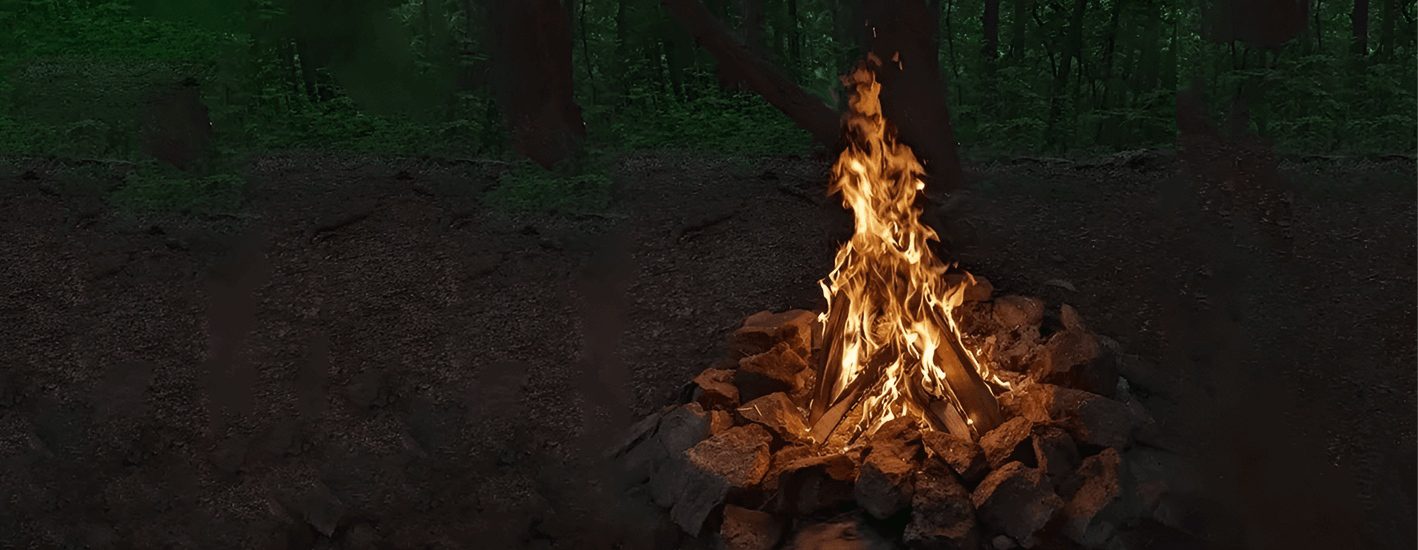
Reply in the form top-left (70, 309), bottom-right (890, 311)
top-left (0, 151), bottom-right (1413, 549)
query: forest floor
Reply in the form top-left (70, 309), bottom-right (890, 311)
top-left (0, 151), bottom-right (1413, 549)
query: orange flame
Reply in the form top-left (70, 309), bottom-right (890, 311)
top-left (815, 66), bottom-right (1005, 441)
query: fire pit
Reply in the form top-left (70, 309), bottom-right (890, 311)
top-left (609, 68), bottom-right (1185, 550)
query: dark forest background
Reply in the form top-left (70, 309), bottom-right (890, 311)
top-left (0, 0), bottom-right (1413, 212)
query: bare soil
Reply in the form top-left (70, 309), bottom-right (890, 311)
top-left (0, 151), bottom-right (1412, 549)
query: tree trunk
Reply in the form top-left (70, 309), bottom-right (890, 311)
top-left (1352, 0), bottom-right (1369, 55)
top-left (1098, 0), bottom-right (1123, 107)
top-left (487, 0), bottom-right (587, 167)
top-left (1378, 0), bottom-right (1397, 58)
top-left (661, 0), bottom-right (840, 146)
top-left (1046, 0), bottom-right (1087, 151)
top-left (788, 0), bottom-right (802, 67)
top-left (982, 0), bottom-right (1000, 73)
top-left (862, 0), bottom-right (966, 190)
top-left (580, 0), bottom-right (598, 102)
top-left (944, 0), bottom-right (960, 78)
top-left (1008, 0), bottom-right (1030, 60)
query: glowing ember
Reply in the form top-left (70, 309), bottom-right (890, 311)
top-left (809, 65), bottom-right (1004, 445)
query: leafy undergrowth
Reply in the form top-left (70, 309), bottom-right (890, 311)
top-left (108, 165), bottom-right (246, 216)
top-left (484, 160), bottom-right (614, 214)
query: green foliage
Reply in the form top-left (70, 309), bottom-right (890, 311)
top-left (1, 0), bottom-right (1414, 180)
top-left (109, 166), bottom-right (246, 214)
top-left (485, 161), bottom-right (613, 214)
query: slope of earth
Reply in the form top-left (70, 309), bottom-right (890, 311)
top-left (0, 152), bottom-right (1412, 549)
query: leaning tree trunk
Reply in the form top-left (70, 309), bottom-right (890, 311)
top-left (662, 0), bottom-right (840, 146)
top-left (488, 0), bottom-right (587, 168)
top-left (862, 0), bottom-right (966, 190)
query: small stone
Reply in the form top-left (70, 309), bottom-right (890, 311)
top-left (1013, 384), bottom-right (1135, 449)
top-left (692, 368), bottom-right (740, 409)
top-left (922, 430), bottom-right (988, 486)
top-left (971, 462), bottom-right (1063, 545)
top-left (1061, 448), bottom-right (1129, 546)
top-left (991, 535), bottom-right (1018, 549)
top-left (736, 393), bottom-right (811, 445)
top-left (992, 295), bottom-right (1044, 331)
top-left (720, 505), bottom-right (783, 550)
top-left (1059, 304), bottom-right (1087, 332)
top-left (944, 273), bottom-right (994, 303)
top-left (903, 463), bottom-right (980, 549)
top-left (731, 309), bottom-right (817, 359)
top-left (1031, 425), bottom-right (1080, 485)
top-left (776, 454), bottom-right (857, 515)
top-left (1030, 330), bottom-right (1118, 397)
top-left (855, 448), bottom-right (915, 519)
top-left (736, 342), bottom-right (808, 402)
top-left (980, 417), bottom-right (1036, 468)
top-left (785, 514), bottom-right (896, 550)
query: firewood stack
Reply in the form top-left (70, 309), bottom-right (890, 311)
top-left (609, 276), bottom-right (1207, 550)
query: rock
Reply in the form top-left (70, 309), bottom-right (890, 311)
top-left (904, 464), bottom-right (980, 549)
top-left (854, 448), bottom-right (915, 519)
top-left (720, 505), bottom-right (783, 550)
top-left (736, 342), bottom-right (809, 401)
top-left (1013, 384), bottom-right (1134, 449)
top-left (865, 416), bottom-right (923, 462)
top-left (666, 424), bottom-right (774, 534)
top-left (944, 273), bottom-right (994, 303)
top-left (980, 417), bottom-right (1036, 468)
top-left (659, 402), bottom-right (714, 456)
top-left (776, 453), bottom-right (857, 515)
top-left (971, 462), bottom-right (1063, 545)
top-left (992, 295), bottom-right (1044, 331)
top-left (1059, 305), bottom-right (1087, 332)
top-left (785, 514), bottom-right (896, 550)
top-left (731, 309), bottom-right (817, 359)
top-left (736, 392), bottom-right (811, 445)
top-left (763, 444), bottom-right (818, 492)
top-left (990, 535), bottom-right (1017, 549)
top-left (687, 424), bottom-right (774, 489)
top-left (692, 368), bottom-right (740, 409)
top-left (1061, 449), bottom-right (1130, 547)
top-left (1031, 426), bottom-right (1081, 485)
top-left (922, 430), bottom-right (988, 486)
top-left (709, 409), bottom-right (736, 434)
top-left (1030, 330), bottom-right (1118, 397)
top-left (992, 326), bottom-right (1042, 373)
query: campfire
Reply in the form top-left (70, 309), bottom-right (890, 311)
top-left (611, 66), bottom-right (1174, 550)
top-left (809, 66), bottom-right (1002, 447)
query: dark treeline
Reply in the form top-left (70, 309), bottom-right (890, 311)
top-left (1, 0), bottom-right (1414, 162)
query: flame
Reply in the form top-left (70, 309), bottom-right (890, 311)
top-left (815, 66), bottom-right (1004, 441)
